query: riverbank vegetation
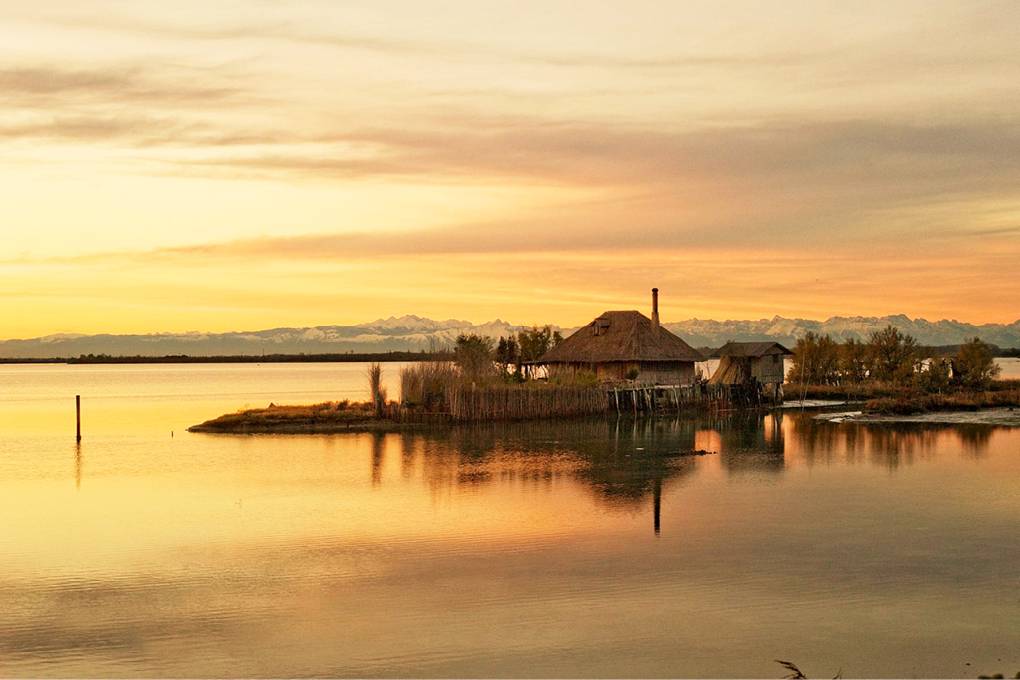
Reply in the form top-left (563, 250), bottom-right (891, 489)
top-left (191, 326), bottom-right (600, 432)
top-left (191, 325), bottom-right (1017, 432)
top-left (399, 327), bottom-right (605, 420)
top-left (786, 328), bottom-right (1018, 414)
top-left (188, 400), bottom-right (415, 434)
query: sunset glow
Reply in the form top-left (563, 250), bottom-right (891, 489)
top-left (3, 1), bottom-right (1019, 337)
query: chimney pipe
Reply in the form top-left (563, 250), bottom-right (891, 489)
top-left (651, 288), bottom-right (659, 328)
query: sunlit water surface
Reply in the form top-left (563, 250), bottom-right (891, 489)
top-left (1, 362), bottom-right (1018, 678)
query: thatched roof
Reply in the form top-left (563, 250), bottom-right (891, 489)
top-left (714, 341), bottom-right (793, 358)
top-left (536, 311), bottom-right (704, 364)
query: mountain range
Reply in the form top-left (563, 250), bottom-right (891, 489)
top-left (2, 314), bottom-right (1018, 359)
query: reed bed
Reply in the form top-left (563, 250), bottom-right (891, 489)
top-left (400, 361), bottom-right (458, 411)
top-left (448, 383), bottom-right (608, 421)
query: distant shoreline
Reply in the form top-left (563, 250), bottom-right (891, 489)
top-left (0, 351), bottom-right (452, 365)
top-left (5, 350), bottom-right (1019, 365)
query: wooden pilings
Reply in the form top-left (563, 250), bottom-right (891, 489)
top-left (607, 382), bottom-right (779, 415)
top-left (75, 395), bottom-right (81, 442)
top-left (433, 381), bottom-right (778, 422)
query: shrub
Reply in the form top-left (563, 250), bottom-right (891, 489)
top-left (916, 357), bottom-right (952, 393)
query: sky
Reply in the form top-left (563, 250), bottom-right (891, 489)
top-left (1, 0), bottom-right (1019, 338)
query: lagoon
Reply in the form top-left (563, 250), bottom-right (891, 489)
top-left (0, 362), bottom-right (1018, 677)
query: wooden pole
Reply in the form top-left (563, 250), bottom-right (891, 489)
top-left (653, 477), bottom-right (661, 536)
top-left (75, 395), bottom-right (81, 442)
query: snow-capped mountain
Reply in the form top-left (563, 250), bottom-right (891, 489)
top-left (1, 315), bottom-right (1017, 359)
top-left (0, 318), bottom-right (527, 358)
top-left (666, 315), bottom-right (1020, 348)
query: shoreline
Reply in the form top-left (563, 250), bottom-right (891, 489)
top-left (0, 351), bottom-right (450, 365)
top-left (186, 401), bottom-right (446, 435)
top-left (190, 397), bottom-right (1020, 435)
top-left (188, 420), bottom-right (439, 435)
top-left (815, 407), bottom-right (1020, 427)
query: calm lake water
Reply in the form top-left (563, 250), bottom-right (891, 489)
top-left (1, 362), bottom-right (1018, 678)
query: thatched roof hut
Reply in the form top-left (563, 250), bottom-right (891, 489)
top-left (708, 341), bottom-right (792, 385)
top-left (535, 289), bottom-right (703, 384)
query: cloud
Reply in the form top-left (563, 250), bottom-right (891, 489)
top-left (0, 62), bottom-right (267, 148)
top-left (149, 113), bottom-right (1020, 185)
top-left (0, 64), bottom-right (249, 107)
top-left (30, 10), bottom-right (825, 71)
top-left (154, 115), bottom-right (1020, 244)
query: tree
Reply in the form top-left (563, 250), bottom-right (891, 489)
top-left (867, 326), bottom-right (919, 384)
top-left (789, 331), bottom-right (840, 384)
top-left (517, 325), bottom-right (559, 363)
top-left (495, 336), bottom-right (521, 380)
top-left (495, 336), bottom-right (518, 370)
top-left (454, 333), bottom-right (496, 381)
top-left (839, 337), bottom-right (869, 384)
top-left (953, 337), bottom-right (1001, 389)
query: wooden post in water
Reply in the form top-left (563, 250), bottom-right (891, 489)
top-left (653, 477), bottom-right (661, 536)
top-left (75, 395), bottom-right (81, 442)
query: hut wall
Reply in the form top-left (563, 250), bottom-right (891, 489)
top-left (596, 362), bottom-right (635, 381)
top-left (751, 354), bottom-right (785, 384)
top-left (548, 361), bottom-right (695, 385)
top-left (637, 361), bottom-right (695, 385)
top-left (546, 363), bottom-right (623, 381)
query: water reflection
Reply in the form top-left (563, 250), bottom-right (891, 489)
top-left (370, 432), bottom-right (384, 486)
top-left (366, 416), bottom-right (791, 535)
top-left (714, 411), bottom-right (786, 476)
top-left (788, 415), bottom-right (1000, 468)
top-left (368, 412), bottom-right (1006, 516)
top-left (74, 443), bottom-right (82, 490)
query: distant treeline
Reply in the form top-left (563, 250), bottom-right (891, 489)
top-left (0, 351), bottom-right (453, 365)
top-left (921, 343), bottom-right (1019, 358)
top-left (698, 343), bottom-right (1020, 359)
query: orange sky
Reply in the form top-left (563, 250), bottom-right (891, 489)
top-left (2, 1), bottom-right (1018, 338)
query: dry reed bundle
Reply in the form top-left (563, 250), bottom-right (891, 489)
top-left (367, 363), bottom-right (386, 417)
top-left (400, 361), bottom-right (458, 412)
top-left (448, 383), bottom-right (608, 421)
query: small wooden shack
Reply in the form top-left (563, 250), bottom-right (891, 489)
top-left (534, 289), bottom-right (704, 384)
top-left (708, 341), bottom-right (792, 386)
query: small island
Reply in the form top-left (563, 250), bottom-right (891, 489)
top-left (189, 302), bottom-right (1020, 435)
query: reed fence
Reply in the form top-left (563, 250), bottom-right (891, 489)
top-left (448, 383), bottom-right (608, 421)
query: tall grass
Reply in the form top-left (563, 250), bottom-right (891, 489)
top-left (399, 360), bottom-right (607, 421)
top-left (367, 363), bottom-right (386, 418)
top-left (400, 361), bottom-right (458, 412)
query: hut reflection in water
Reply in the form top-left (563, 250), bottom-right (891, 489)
top-left (360, 412), bottom-right (999, 535)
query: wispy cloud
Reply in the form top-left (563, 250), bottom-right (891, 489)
top-left (0, 64), bottom-right (250, 107)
